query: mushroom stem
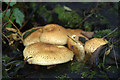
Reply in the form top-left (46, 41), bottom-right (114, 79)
top-left (67, 35), bottom-right (85, 62)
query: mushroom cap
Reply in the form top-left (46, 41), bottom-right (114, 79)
top-left (23, 42), bottom-right (74, 65)
top-left (23, 28), bottom-right (43, 46)
top-left (67, 35), bottom-right (85, 62)
top-left (67, 29), bottom-right (89, 40)
top-left (84, 38), bottom-right (108, 55)
top-left (40, 24), bottom-right (69, 45)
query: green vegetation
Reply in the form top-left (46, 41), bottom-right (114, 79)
top-left (56, 74), bottom-right (71, 80)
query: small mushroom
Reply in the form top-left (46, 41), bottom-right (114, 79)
top-left (40, 24), bottom-right (69, 45)
top-left (67, 35), bottom-right (85, 62)
top-left (23, 28), bottom-right (43, 46)
top-left (84, 38), bottom-right (108, 61)
top-left (84, 38), bottom-right (108, 54)
top-left (67, 28), bottom-right (89, 40)
top-left (23, 42), bottom-right (74, 65)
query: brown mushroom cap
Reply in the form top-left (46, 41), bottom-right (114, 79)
top-left (40, 24), bottom-right (69, 45)
top-left (67, 35), bottom-right (85, 62)
top-left (23, 28), bottom-right (43, 46)
top-left (84, 38), bottom-right (108, 55)
top-left (23, 42), bottom-right (74, 65)
top-left (67, 29), bottom-right (89, 40)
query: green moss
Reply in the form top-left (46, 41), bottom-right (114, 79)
top-left (70, 61), bottom-right (86, 73)
top-left (37, 5), bottom-right (53, 23)
top-left (81, 71), bottom-right (89, 78)
top-left (56, 74), bottom-right (71, 80)
top-left (88, 71), bottom-right (96, 79)
top-left (55, 5), bottom-right (82, 28)
top-left (94, 28), bottom-right (120, 38)
top-left (94, 29), bottom-right (112, 38)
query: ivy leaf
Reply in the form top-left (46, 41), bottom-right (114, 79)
top-left (13, 8), bottom-right (24, 27)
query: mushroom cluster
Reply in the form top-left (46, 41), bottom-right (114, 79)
top-left (23, 24), bottom-right (108, 66)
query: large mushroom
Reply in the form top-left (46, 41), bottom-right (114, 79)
top-left (40, 24), bottom-right (69, 45)
top-left (23, 42), bottom-right (74, 65)
top-left (23, 28), bottom-right (43, 46)
top-left (67, 35), bottom-right (85, 62)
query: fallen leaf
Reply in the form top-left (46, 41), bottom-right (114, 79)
top-left (81, 31), bottom-right (94, 39)
top-left (6, 27), bottom-right (17, 32)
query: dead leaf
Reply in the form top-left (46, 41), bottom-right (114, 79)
top-left (81, 31), bottom-right (94, 39)
top-left (5, 27), bottom-right (17, 32)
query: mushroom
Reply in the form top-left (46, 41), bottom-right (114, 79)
top-left (67, 28), bottom-right (89, 40)
top-left (67, 35), bottom-right (85, 62)
top-left (84, 38), bottom-right (108, 61)
top-left (85, 38), bottom-right (108, 54)
top-left (23, 28), bottom-right (43, 46)
top-left (40, 24), bottom-right (69, 45)
top-left (23, 42), bottom-right (74, 65)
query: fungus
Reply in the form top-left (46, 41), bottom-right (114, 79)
top-left (84, 38), bottom-right (108, 62)
top-left (23, 28), bottom-right (43, 46)
top-left (23, 42), bottom-right (74, 65)
top-left (84, 38), bottom-right (108, 55)
top-left (40, 24), bottom-right (69, 45)
top-left (67, 29), bottom-right (89, 40)
top-left (67, 35), bottom-right (85, 62)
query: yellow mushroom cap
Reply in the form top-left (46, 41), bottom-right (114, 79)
top-left (67, 29), bottom-right (89, 40)
top-left (40, 24), bottom-right (69, 45)
top-left (84, 38), bottom-right (108, 55)
top-left (67, 35), bottom-right (85, 62)
top-left (23, 42), bottom-right (74, 65)
top-left (23, 28), bottom-right (43, 46)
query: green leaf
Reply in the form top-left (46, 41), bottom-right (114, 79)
top-left (6, 22), bottom-right (12, 27)
top-left (5, 2), bottom-right (16, 6)
top-left (84, 22), bottom-right (92, 31)
top-left (3, 9), bottom-right (11, 21)
top-left (13, 8), bottom-right (24, 27)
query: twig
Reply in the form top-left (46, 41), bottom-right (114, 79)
top-left (113, 39), bottom-right (120, 45)
top-left (102, 27), bottom-right (118, 38)
top-left (19, 3), bottom-right (40, 30)
top-left (79, 3), bottom-right (99, 28)
top-left (1, 38), bottom-right (6, 44)
top-left (0, 8), bottom-right (23, 42)
top-left (2, 33), bottom-right (10, 42)
top-left (3, 21), bottom-right (9, 27)
top-left (102, 47), bottom-right (108, 68)
top-left (2, 33), bottom-right (20, 52)
top-left (112, 45), bottom-right (119, 69)
top-left (2, 2), bottom-right (10, 20)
